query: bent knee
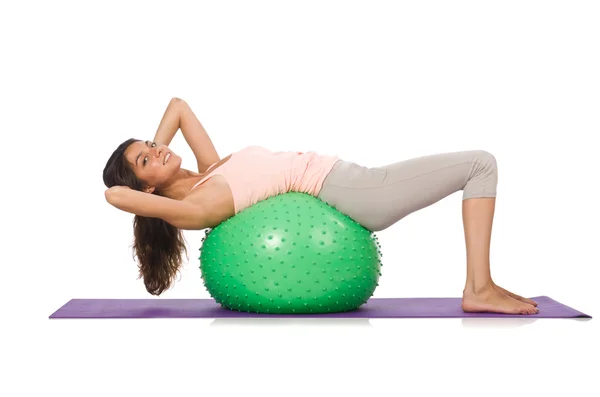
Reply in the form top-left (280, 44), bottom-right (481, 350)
top-left (473, 150), bottom-right (498, 171)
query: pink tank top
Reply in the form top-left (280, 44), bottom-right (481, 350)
top-left (190, 145), bottom-right (340, 214)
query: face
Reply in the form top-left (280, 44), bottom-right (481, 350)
top-left (124, 140), bottom-right (182, 193)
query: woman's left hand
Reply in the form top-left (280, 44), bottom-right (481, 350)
top-left (105, 186), bottom-right (131, 203)
top-left (108, 185), bottom-right (131, 193)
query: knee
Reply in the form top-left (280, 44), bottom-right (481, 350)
top-left (473, 150), bottom-right (498, 172)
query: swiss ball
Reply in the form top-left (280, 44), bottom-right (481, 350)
top-left (199, 192), bottom-right (383, 314)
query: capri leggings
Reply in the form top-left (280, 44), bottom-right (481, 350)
top-left (317, 150), bottom-right (498, 232)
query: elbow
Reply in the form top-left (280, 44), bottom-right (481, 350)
top-left (170, 97), bottom-right (186, 106)
top-left (105, 188), bottom-right (114, 204)
top-left (105, 187), bottom-right (124, 207)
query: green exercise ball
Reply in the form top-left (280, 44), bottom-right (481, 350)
top-left (198, 192), bottom-right (383, 314)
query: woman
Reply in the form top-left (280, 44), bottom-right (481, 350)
top-left (103, 97), bottom-right (539, 315)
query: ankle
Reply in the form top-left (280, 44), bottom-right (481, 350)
top-left (463, 280), bottom-right (494, 296)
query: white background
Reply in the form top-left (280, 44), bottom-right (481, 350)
top-left (2, 1), bottom-right (598, 396)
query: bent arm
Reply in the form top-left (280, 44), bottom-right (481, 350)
top-left (153, 97), bottom-right (220, 174)
top-left (178, 99), bottom-right (220, 173)
top-left (105, 186), bottom-right (208, 230)
top-left (152, 98), bottom-right (182, 147)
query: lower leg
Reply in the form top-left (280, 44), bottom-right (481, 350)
top-left (462, 197), bottom-right (495, 292)
top-left (461, 197), bottom-right (539, 314)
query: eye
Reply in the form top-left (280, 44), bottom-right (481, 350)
top-left (142, 142), bottom-right (156, 166)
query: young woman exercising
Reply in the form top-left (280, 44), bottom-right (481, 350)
top-left (103, 97), bottom-right (539, 315)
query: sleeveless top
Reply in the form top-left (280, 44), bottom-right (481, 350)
top-left (190, 145), bottom-right (341, 214)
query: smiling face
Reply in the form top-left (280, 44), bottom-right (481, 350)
top-left (124, 140), bottom-right (182, 193)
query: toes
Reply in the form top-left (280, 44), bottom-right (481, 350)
top-left (529, 300), bottom-right (538, 307)
top-left (520, 297), bottom-right (537, 306)
top-left (516, 295), bottom-right (537, 306)
top-left (524, 298), bottom-right (538, 307)
top-left (529, 306), bottom-right (539, 315)
top-left (498, 287), bottom-right (538, 307)
top-left (519, 303), bottom-right (539, 315)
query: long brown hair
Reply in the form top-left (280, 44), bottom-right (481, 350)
top-left (103, 138), bottom-right (188, 295)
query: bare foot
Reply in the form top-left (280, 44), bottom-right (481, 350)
top-left (492, 282), bottom-right (538, 307)
top-left (462, 286), bottom-right (539, 315)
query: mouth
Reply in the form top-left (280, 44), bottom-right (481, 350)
top-left (163, 152), bottom-right (171, 165)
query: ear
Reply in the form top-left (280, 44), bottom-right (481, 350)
top-left (144, 186), bottom-right (156, 194)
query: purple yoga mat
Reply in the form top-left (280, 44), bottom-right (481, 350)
top-left (49, 296), bottom-right (590, 319)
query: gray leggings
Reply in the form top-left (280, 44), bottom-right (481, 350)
top-left (317, 150), bottom-right (498, 231)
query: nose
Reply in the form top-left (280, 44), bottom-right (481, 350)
top-left (152, 146), bottom-right (163, 158)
